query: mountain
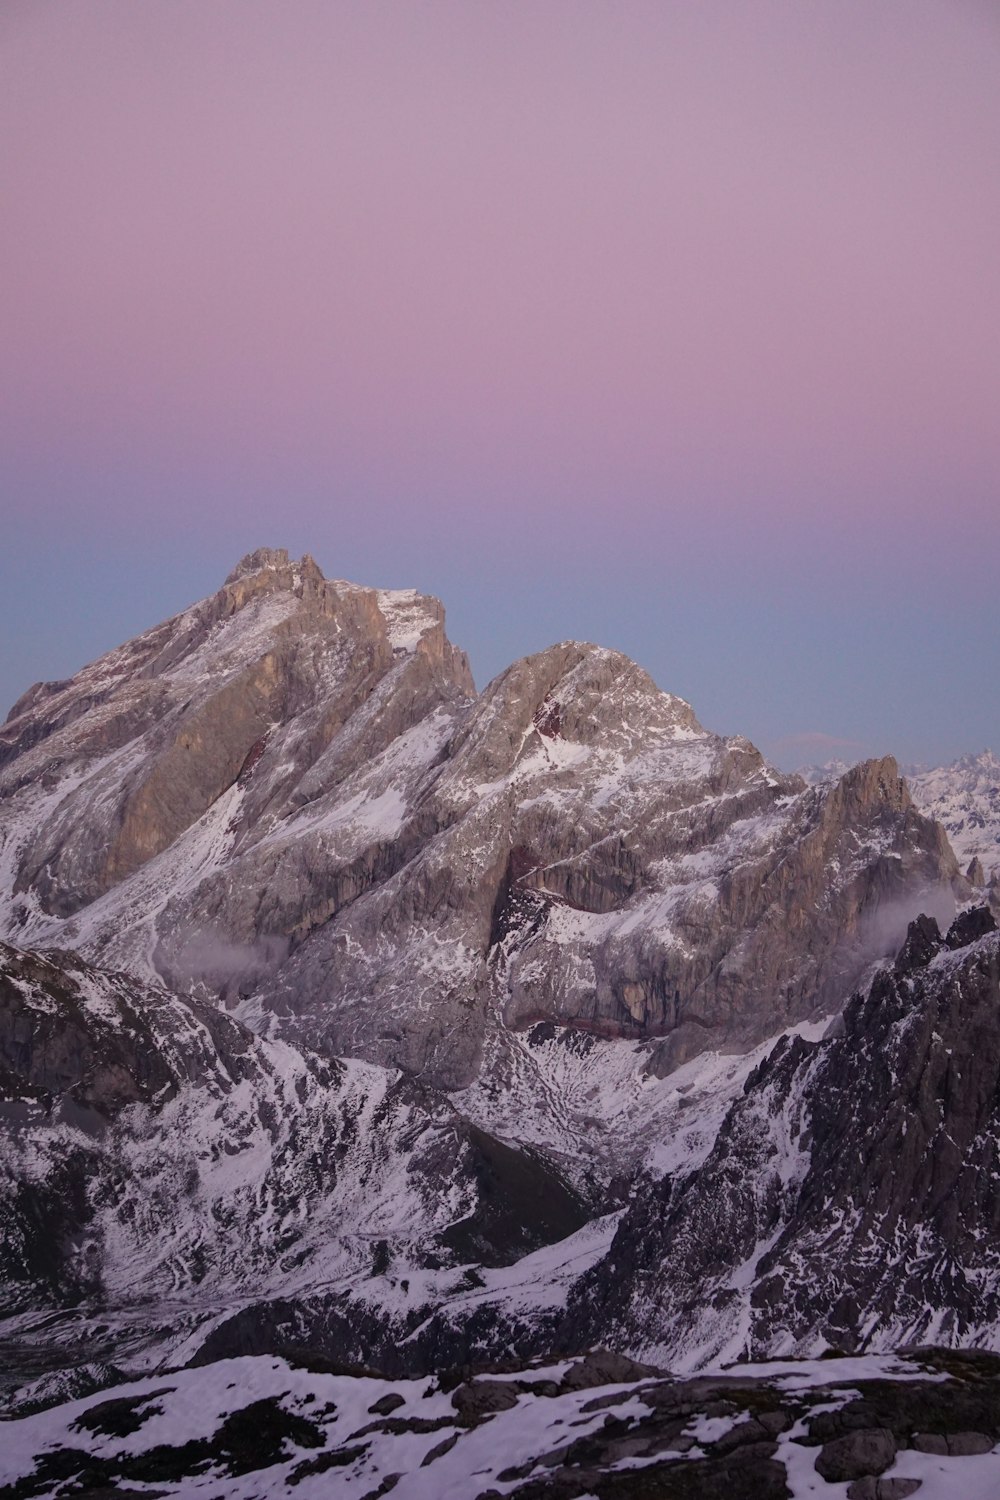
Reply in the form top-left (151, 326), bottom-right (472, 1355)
top-left (0, 550), bottom-right (963, 1097)
top-left (562, 905), bottom-right (1000, 1370)
top-left (907, 750), bottom-right (1000, 886)
top-left (4, 908), bottom-right (1000, 1412)
top-left (0, 937), bottom-right (596, 1398)
top-left (795, 757), bottom-right (858, 785)
top-left (797, 751), bottom-right (1000, 890)
top-left (4, 547), bottom-right (1000, 1480)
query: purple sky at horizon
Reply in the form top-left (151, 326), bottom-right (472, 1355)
top-left (2, 1), bottom-right (998, 768)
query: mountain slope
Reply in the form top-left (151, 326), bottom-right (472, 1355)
top-left (908, 750), bottom-right (1000, 885)
top-left (562, 905), bottom-right (1000, 1370)
top-left (0, 551), bottom-right (965, 1091)
top-left (0, 940), bottom-right (590, 1392)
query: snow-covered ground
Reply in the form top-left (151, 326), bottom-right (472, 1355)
top-left (3, 1348), bottom-right (998, 1500)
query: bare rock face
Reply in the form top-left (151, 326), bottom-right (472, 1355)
top-left (1, 550), bottom-right (473, 919)
top-left (0, 552), bottom-right (964, 1090)
top-left (562, 909), bottom-right (1000, 1367)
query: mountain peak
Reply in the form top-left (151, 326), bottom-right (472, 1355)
top-left (224, 546), bottom-right (297, 583)
top-left (222, 547), bottom-right (328, 588)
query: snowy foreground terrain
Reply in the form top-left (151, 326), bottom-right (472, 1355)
top-left (5, 1346), bottom-right (1000, 1498)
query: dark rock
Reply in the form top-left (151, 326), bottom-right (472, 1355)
top-left (210, 1399), bottom-right (325, 1476)
top-left (894, 915), bottom-right (943, 973)
top-left (847, 1481), bottom-right (922, 1500)
top-left (560, 1350), bottom-right (663, 1391)
top-left (288, 1446), bottom-right (369, 1483)
top-left (815, 1427), bottom-right (897, 1481)
top-left (452, 1380), bottom-right (521, 1421)
top-left (349, 1415), bottom-right (455, 1440)
top-left (368, 1392), bottom-right (406, 1416)
top-left (756, 1410), bottom-right (791, 1436)
top-left (945, 1430), bottom-right (994, 1455)
top-left (440, 1126), bottom-right (590, 1266)
top-left (72, 1390), bottom-right (173, 1438)
top-left (421, 1432), bottom-right (460, 1464)
top-left (711, 1419), bottom-right (773, 1454)
top-left (945, 904), bottom-right (997, 949)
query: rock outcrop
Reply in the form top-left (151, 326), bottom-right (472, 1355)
top-left (562, 907), bottom-right (1000, 1367)
top-left (6, 1345), bottom-right (1000, 1498)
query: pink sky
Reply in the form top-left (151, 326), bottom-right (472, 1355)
top-left (2, 1), bottom-right (999, 761)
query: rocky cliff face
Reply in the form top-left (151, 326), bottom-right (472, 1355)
top-left (0, 552), bottom-right (964, 1091)
top-left (5, 549), bottom-right (1000, 1454)
top-left (563, 906), bottom-right (1000, 1369)
top-left (6, 913), bottom-right (1000, 1400)
top-left (908, 750), bottom-right (1000, 886)
top-left (1, 547), bottom-right (473, 917)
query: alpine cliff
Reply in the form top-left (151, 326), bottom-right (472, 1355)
top-left (0, 550), bottom-right (962, 1095)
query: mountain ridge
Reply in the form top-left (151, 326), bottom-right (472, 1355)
top-left (0, 550), bottom-right (964, 1093)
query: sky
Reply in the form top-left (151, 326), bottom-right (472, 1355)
top-left (2, 0), bottom-right (998, 768)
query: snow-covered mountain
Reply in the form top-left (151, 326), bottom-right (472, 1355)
top-left (907, 750), bottom-right (1000, 885)
top-left (794, 757), bottom-right (858, 785)
top-left (800, 751), bottom-right (1000, 886)
top-left (0, 549), bottom-right (963, 1094)
top-left (4, 912), bottom-right (1000, 1495)
top-left (3, 547), bottom-right (999, 1485)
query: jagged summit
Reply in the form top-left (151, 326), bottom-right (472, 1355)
top-left (224, 545), bottom-right (300, 582)
top-left (225, 545), bottom-right (286, 580)
top-left (0, 554), bottom-right (995, 1432)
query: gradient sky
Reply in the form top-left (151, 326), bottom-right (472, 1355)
top-left (2, 1), bottom-right (998, 767)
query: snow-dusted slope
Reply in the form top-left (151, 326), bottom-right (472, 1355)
top-left (0, 941), bottom-right (593, 1387)
top-left (6, 1346), bottom-right (1000, 1500)
top-left (908, 750), bottom-right (1000, 883)
top-left (5, 904), bottom-right (1000, 1417)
